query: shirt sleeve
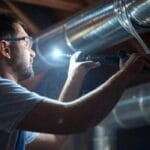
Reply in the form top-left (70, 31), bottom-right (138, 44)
top-left (25, 131), bottom-right (39, 145)
top-left (0, 78), bottom-right (45, 133)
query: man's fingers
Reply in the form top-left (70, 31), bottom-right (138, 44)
top-left (81, 61), bottom-right (101, 70)
top-left (70, 51), bottom-right (82, 63)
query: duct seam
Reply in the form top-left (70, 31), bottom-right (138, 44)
top-left (112, 108), bottom-right (127, 128)
top-left (64, 24), bottom-right (77, 52)
top-left (114, 0), bottom-right (150, 53)
top-left (139, 96), bottom-right (150, 124)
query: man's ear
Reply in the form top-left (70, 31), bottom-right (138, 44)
top-left (0, 41), bottom-right (11, 59)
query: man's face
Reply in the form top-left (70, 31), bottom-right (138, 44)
top-left (8, 23), bottom-right (36, 81)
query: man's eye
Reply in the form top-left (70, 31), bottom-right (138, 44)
top-left (22, 39), bottom-right (27, 46)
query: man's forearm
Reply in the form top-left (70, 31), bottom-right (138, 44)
top-left (52, 70), bottom-right (86, 149)
top-left (59, 73), bottom-right (85, 101)
top-left (62, 69), bottom-right (132, 132)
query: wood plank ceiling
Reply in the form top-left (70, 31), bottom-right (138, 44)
top-left (0, 0), bottom-right (97, 33)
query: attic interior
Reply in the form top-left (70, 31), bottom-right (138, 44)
top-left (1, 0), bottom-right (150, 149)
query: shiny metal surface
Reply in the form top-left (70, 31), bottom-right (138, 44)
top-left (36, 0), bottom-right (150, 126)
top-left (94, 82), bottom-right (150, 150)
top-left (35, 1), bottom-right (150, 149)
top-left (100, 83), bottom-right (150, 128)
top-left (36, 0), bottom-right (150, 63)
top-left (36, 1), bottom-right (150, 127)
top-left (129, 0), bottom-right (150, 27)
top-left (65, 0), bottom-right (150, 52)
top-left (65, 0), bottom-right (124, 52)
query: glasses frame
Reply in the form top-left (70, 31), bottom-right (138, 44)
top-left (0, 36), bottom-right (33, 49)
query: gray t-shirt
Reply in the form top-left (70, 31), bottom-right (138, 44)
top-left (0, 77), bottom-right (45, 150)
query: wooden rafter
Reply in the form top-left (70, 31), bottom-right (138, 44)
top-left (4, 0), bottom-right (39, 33)
top-left (84, 0), bottom-right (96, 5)
top-left (0, 8), bottom-right (11, 13)
top-left (12, 0), bottom-right (83, 12)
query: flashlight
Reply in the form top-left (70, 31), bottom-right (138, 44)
top-left (76, 53), bottom-right (120, 64)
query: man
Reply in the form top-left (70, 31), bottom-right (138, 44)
top-left (0, 13), bottom-right (150, 150)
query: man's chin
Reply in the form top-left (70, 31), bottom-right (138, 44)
top-left (19, 69), bottom-right (34, 82)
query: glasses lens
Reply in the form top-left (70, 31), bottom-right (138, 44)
top-left (1, 36), bottom-right (33, 48)
top-left (25, 37), bottom-right (33, 48)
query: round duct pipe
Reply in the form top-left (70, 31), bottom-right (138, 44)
top-left (33, 1), bottom-right (150, 149)
top-left (93, 82), bottom-right (150, 150)
top-left (35, 0), bottom-right (150, 66)
top-left (100, 82), bottom-right (150, 128)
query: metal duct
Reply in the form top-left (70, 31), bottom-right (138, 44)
top-left (34, 1), bottom-right (150, 149)
top-left (93, 83), bottom-right (150, 150)
top-left (100, 82), bottom-right (150, 128)
top-left (36, 0), bottom-right (150, 66)
top-left (35, 0), bottom-right (150, 127)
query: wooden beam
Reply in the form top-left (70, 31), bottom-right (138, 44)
top-left (0, 8), bottom-right (11, 13)
top-left (4, 0), bottom-right (39, 33)
top-left (13, 0), bottom-right (83, 12)
top-left (84, 0), bottom-right (96, 5)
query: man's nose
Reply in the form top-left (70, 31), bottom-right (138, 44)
top-left (30, 49), bottom-right (36, 58)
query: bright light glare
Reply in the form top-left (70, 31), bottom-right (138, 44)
top-left (52, 49), bottom-right (63, 59)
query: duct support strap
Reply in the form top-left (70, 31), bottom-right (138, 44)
top-left (114, 0), bottom-right (150, 53)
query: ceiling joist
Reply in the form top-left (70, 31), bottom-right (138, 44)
top-left (0, 8), bottom-right (11, 13)
top-left (4, 0), bottom-right (39, 33)
top-left (13, 0), bottom-right (83, 12)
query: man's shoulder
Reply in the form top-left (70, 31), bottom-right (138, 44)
top-left (0, 76), bottom-right (17, 85)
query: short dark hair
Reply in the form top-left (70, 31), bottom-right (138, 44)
top-left (0, 13), bottom-right (27, 39)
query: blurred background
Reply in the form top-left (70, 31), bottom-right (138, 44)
top-left (1, 0), bottom-right (150, 149)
